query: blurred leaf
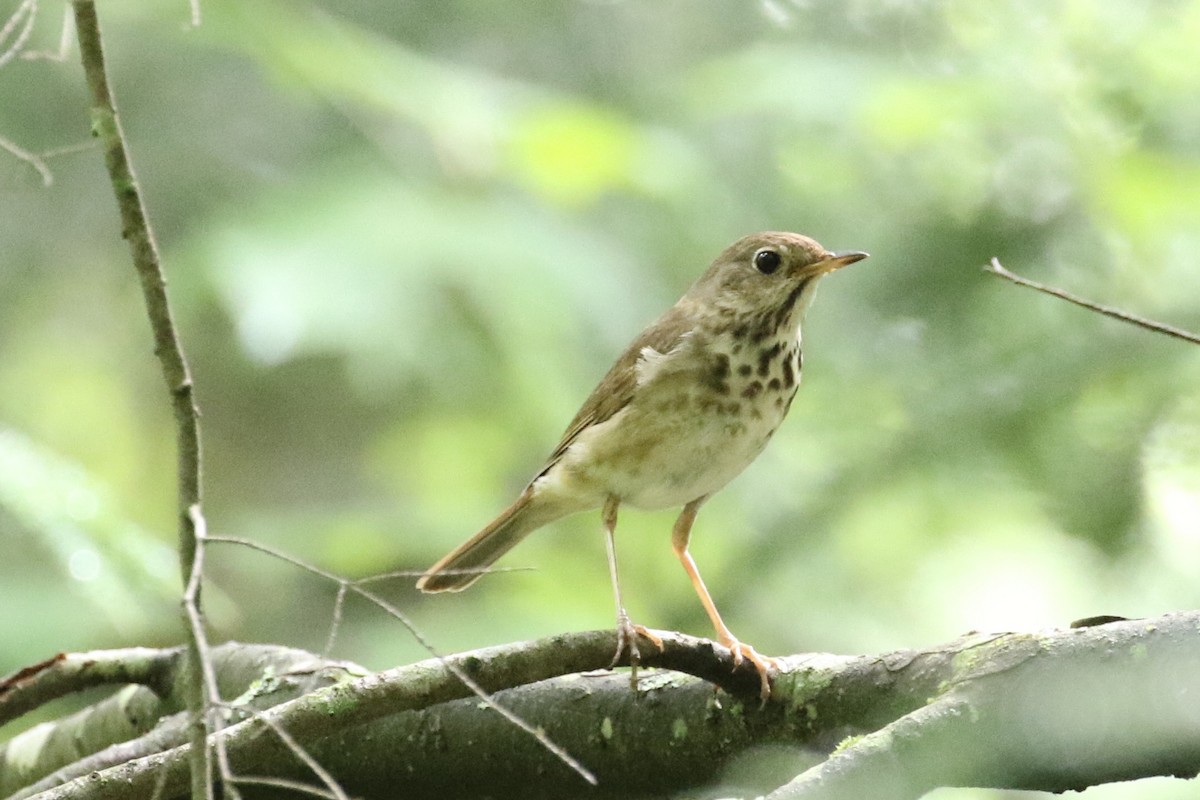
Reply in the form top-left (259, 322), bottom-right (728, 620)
top-left (506, 103), bottom-right (636, 206)
top-left (1089, 151), bottom-right (1200, 244)
top-left (0, 429), bottom-right (178, 633)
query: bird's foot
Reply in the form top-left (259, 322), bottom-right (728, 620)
top-left (719, 634), bottom-right (779, 700)
top-left (612, 609), bottom-right (664, 690)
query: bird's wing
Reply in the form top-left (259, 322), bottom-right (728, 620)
top-left (535, 305), bottom-right (695, 478)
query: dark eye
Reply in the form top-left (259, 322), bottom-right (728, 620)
top-left (754, 248), bottom-right (781, 275)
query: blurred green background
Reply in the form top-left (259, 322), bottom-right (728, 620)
top-left (3, 0), bottom-right (1200, 797)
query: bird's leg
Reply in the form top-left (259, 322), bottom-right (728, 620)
top-left (603, 495), bottom-right (662, 690)
top-left (672, 497), bottom-right (778, 699)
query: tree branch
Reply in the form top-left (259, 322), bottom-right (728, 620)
top-left (0, 644), bottom-right (363, 799)
top-left (204, 534), bottom-right (598, 784)
top-left (13, 614), bottom-right (1198, 799)
top-left (985, 258), bottom-right (1200, 344)
top-left (70, 3), bottom-right (211, 798)
top-left (0, 648), bottom-right (178, 728)
top-left (16, 630), bottom-right (778, 800)
top-left (770, 614), bottom-right (1200, 799)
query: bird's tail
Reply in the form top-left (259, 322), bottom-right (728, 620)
top-left (416, 488), bottom-right (572, 592)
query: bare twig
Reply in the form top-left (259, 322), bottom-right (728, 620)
top-left (0, 138), bottom-right (95, 187)
top-left (323, 566), bottom-right (531, 654)
top-left (39, 139), bottom-right (96, 159)
top-left (1, 644), bottom-right (362, 798)
top-left (206, 534), bottom-right (598, 785)
top-left (0, 0), bottom-right (35, 68)
top-left (20, 2), bottom-right (71, 62)
top-left (72, 2), bottom-right (211, 798)
top-left (322, 583), bottom-right (349, 656)
top-left (0, 134), bottom-right (53, 186)
top-left (219, 703), bottom-right (349, 800)
top-left (226, 777), bottom-right (340, 800)
top-left (986, 258), bottom-right (1200, 345)
top-left (183, 507), bottom-right (233, 798)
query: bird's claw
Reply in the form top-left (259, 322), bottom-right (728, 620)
top-left (721, 635), bottom-right (778, 700)
top-left (612, 610), bottom-right (663, 690)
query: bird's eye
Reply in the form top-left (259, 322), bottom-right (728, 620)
top-left (753, 249), bottom-right (782, 275)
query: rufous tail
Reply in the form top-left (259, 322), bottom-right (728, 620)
top-left (416, 489), bottom-right (570, 592)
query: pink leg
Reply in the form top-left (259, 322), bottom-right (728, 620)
top-left (672, 497), bottom-right (777, 699)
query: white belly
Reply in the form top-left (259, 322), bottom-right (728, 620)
top-left (539, 342), bottom-right (800, 510)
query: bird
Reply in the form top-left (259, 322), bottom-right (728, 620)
top-left (417, 232), bottom-right (868, 698)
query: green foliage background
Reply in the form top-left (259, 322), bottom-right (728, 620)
top-left (3, 1), bottom-right (1200, 797)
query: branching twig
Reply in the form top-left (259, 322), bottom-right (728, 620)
top-left (72, 2), bottom-right (210, 797)
top-left (218, 703), bottom-right (349, 800)
top-left (0, 137), bottom-right (94, 186)
top-left (206, 534), bottom-right (598, 786)
top-left (0, 0), bottom-right (36, 68)
top-left (1, 644), bottom-right (362, 799)
top-left (224, 777), bottom-right (339, 800)
top-left (0, 135), bottom-right (52, 185)
top-left (323, 566), bottom-right (531, 654)
top-left (986, 258), bottom-right (1200, 345)
top-left (19, 2), bottom-right (71, 62)
top-left (183, 507), bottom-right (238, 799)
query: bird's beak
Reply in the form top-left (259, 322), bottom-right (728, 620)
top-left (824, 250), bottom-right (869, 270)
top-left (803, 250), bottom-right (869, 277)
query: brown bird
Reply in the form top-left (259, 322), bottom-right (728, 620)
top-left (417, 232), bottom-right (867, 697)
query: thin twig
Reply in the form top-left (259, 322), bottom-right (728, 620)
top-left (207, 534), bottom-right (598, 785)
top-left (0, 138), bottom-right (96, 187)
top-left (211, 718), bottom-right (243, 800)
top-left (218, 702), bottom-right (350, 800)
top-left (353, 565), bottom-right (532, 585)
top-left (0, 0), bottom-right (36, 68)
top-left (149, 759), bottom-right (172, 800)
top-left (323, 582), bottom-right (349, 655)
top-left (0, 134), bottom-right (53, 186)
top-left (184, 506), bottom-right (223, 795)
top-left (39, 139), bottom-right (96, 159)
top-left (20, 2), bottom-right (71, 62)
top-left (72, 2), bottom-right (211, 798)
top-left (228, 777), bottom-right (340, 800)
top-left (324, 566), bottom-right (532, 650)
top-left (985, 258), bottom-right (1200, 345)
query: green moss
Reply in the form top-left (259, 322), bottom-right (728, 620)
top-left (671, 717), bottom-right (688, 741)
top-left (315, 683), bottom-right (362, 715)
top-left (832, 734), bottom-right (864, 754)
top-left (89, 109), bottom-right (117, 139)
top-left (783, 667), bottom-right (836, 715)
top-left (950, 632), bottom-right (1042, 685)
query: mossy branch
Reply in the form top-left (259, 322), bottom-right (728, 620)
top-left (9, 614), bottom-right (1200, 799)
